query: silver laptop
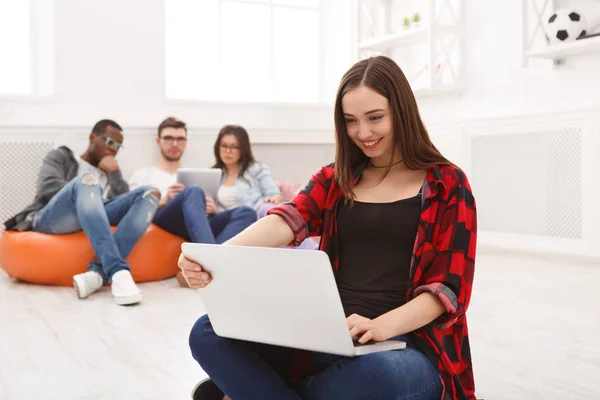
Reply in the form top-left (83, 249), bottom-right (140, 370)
top-left (181, 243), bottom-right (406, 357)
top-left (177, 168), bottom-right (222, 199)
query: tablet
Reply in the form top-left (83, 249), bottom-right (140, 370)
top-left (176, 168), bottom-right (223, 199)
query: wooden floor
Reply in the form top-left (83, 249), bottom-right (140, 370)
top-left (1, 250), bottom-right (599, 399)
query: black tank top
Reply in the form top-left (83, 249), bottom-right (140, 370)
top-left (336, 193), bottom-right (421, 319)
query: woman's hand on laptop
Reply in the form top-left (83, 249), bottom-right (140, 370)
top-left (347, 313), bottom-right (394, 344)
top-left (178, 253), bottom-right (212, 289)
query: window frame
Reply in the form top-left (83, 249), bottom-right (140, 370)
top-left (0, 0), bottom-right (54, 101)
top-left (164, 0), bottom-right (331, 106)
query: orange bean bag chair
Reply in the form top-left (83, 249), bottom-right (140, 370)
top-left (0, 224), bottom-right (184, 286)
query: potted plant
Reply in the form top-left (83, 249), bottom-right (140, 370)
top-left (413, 12), bottom-right (421, 28)
top-left (403, 16), bottom-right (411, 29)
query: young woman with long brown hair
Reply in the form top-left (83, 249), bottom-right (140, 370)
top-left (180, 56), bottom-right (478, 400)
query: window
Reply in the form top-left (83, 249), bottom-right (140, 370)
top-left (0, 0), bottom-right (53, 96)
top-left (0, 0), bottom-right (31, 95)
top-left (166, 0), bottom-right (352, 104)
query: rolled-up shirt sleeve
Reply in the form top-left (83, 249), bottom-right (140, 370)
top-left (266, 166), bottom-right (331, 246)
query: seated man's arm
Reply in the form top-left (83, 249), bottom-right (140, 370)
top-left (97, 153), bottom-right (129, 198)
top-left (106, 169), bottom-right (129, 198)
top-left (37, 149), bottom-right (69, 203)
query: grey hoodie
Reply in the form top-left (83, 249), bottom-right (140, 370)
top-left (4, 146), bottom-right (129, 231)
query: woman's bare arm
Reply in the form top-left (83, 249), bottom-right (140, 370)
top-left (224, 214), bottom-right (294, 248)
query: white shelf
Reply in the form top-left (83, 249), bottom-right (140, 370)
top-left (356, 0), bottom-right (464, 98)
top-left (527, 35), bottom-right (600, 59)
top-left (358, 26), bottom-right (429, 52)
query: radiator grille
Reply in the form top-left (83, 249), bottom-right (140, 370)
top-left (0, 142), bottom-right (55, 225)
top-left (471, 128), bottom-right (582, 239)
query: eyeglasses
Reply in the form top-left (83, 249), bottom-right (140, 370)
top-left (220, 144), bottom-right (241, 152)
top-left (160, 135), bottom-right (188, 144)
top-left (103, 136), bottom-right (123, 150)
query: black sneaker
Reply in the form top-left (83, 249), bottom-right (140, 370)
top-left (191, 378), bottom-right (224, 400)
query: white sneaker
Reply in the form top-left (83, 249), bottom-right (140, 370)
top-left (111, 270), bottom-right (142, 305)
top-left (73, 271), bottom-right (104, 299)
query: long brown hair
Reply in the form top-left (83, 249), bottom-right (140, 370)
top-left (334, 56), bottom-right (450, 198)
top-left (212, 125), bottom-right (256, 177)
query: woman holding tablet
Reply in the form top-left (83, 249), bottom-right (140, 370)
top-left (212, 125), bottom-right (283, 211)
top-left (212, 125), bottom-right (318, 250)
top-left (181, 57), bottom-right (478, 400)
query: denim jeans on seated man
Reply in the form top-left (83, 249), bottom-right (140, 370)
top-left (189, 315), bottom-right (442, 400)
top-left (33, 175), bottom-right (160, 304)
top-left (152, 185), bottom-right (257, 244)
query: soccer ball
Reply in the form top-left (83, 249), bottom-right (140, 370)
top-left (544, 9), bottom-right (588, 45)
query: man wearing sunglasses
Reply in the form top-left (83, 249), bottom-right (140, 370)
top-left (129, 117), bottom-right (256, 286)
top-left (4, 120), bottom-right (161, 306)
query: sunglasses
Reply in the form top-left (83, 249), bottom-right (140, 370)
top-left (102, 136), bottom-right (123, 150)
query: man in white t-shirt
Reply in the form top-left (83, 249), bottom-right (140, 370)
top-left (129, 117), bottom-right (256, 257)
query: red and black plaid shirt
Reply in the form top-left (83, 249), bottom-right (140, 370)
top-left (267, 163), bottom-right (477, 400)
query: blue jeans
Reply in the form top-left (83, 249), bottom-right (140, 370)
top-left (152, 185), bottom-right (257, 244)
top-left (33, 176), bottom-right (160, 282)
top-left (189, 315), bottom-right (442, 400)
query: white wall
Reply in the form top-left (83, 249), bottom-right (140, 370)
top-left (418, 0), bottom-right (600, 199)
top-left (2, 0), bottom-right (599, 137)
top-left (414, 0), bottom-right (600, 259)
top-left (1, 0), bottom-right (599, 258)
top-left (419, 0), bottom-right (600, 125)
top-left (0, 0), bottom-right (335, 137)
